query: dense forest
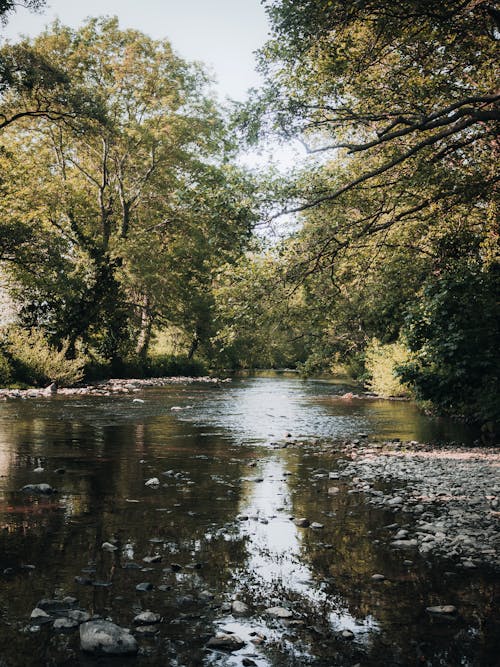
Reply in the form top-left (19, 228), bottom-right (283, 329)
top-left (0, 1), bottom-right (498, 427)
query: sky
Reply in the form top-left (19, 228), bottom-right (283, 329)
top-left (1, 0), bottom-right (270, 102)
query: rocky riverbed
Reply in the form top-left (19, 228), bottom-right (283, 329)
top-left (289, 437), bottom-right (500, 572)
top-left (0, 375), bottom-right (231, 400)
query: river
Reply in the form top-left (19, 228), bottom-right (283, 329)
top-left (0, 374), bottom-right (497, 666)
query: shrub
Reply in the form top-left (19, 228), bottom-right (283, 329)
top-left (364, 339), bottom-right (411, 397)
top-left (146, 354), bottom-right (207, 378)
top-left (0, 349), bottom-right (12, 386)
top-left (6, 328), bottom-right (85, 387)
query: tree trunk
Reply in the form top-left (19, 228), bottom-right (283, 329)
top-left (136, 296), bottom-right (152, 361)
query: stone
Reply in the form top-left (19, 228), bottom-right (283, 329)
top-left (143, 555), bottom-right (162, 563)
top-left (30, 608), bottom-right (50, 620)
top-left (328, 487), bottom-right (340, 495)
top-left (371, 574), bottom-right (385, 581)
top-left (265, 606), bottom-right (293, 619)
top-left (311, 522), bottom-right (324, 529)
top-left (391, 539), bottom-right (418, 548)
top-left (67, 610), bottom-right (91, 623)
top-left (133, 611), bottom-right (161, 625)
top-left (231, 600), bottom-right (250, 615)
top-left (387, 496), bottom-right (404, 506)
top-left (145, 477), bottom-right (160, 487)
top-left (342, 629), bottom-right (355, 639)
top-left (294, 518), bottom-right (310, 528)
top-left (21, 483), bottom-right (55, 495)
top-left (102, 542), bottom-right (118, 552)
top-left (135, 582), bottom-right (154, 592)
top-left (426, 605), bottom-right (457, 615)
top-left (206, 634), bottom-right (245, 651)
top-left (80, 620), bottom-right (138, 655)
top-left (53, 617), bottom-right (79, 631)
top-left (134, 625), bottom-right (159, 636)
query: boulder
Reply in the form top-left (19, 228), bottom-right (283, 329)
top-left (80, 620), bottom-right (138, 655)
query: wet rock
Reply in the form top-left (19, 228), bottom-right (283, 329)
top-left (37, 598), bottom-right (76, 612)
top-left (133, 611), bottom-right (161, 625)
top-left (242, 659), bottom-right (257, 667)
top-left (391, 539), bottom-right (418, 549)
top-left (21, 483), bottom-right (56, 495)
top-left (145, 477), bottom-right (160, 487)
top-left (80, 620), bottom-right (138, 655)
top-left (102, 542), bottom-right (118, 552)
top-left (134, 624), bottom-right (159, 636)
top-left (328, 486), bottom-right (340, 495)
top-left (206, 634), bottom-right (245, 651)
top-left (426, 605), bottom-right (457, 616)
top-left (387, 496), bottom-right (404, 506)
top-left (342, 629), bottom-right (355, 639)
top-left (135, 582), bottom-right (154, 592)
top-left (311, 522), bottom-right (324, 529)
top-left (67, 610), bottom-right (91, 623)
top-left (53, 617), bottom-right (79, 631)
top-left (265, 606), bottom-right (293, 619)
top-left (294, 518), bottom-right (310, 528)
top-left (371, 574), bottom-right (385, 581)
top-left (231, 600), bottom-right (250, 615)
top-left (30, 608), bottom-right (50, 620)
top-left (143, 555), bottom-right (162, 564)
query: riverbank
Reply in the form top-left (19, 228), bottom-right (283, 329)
top-left (283, 436), bottom-right (500, 572)
top-left (0, 375), bottom-right (231, 400)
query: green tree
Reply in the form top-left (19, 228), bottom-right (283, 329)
top-left (1, 17), bottom-right (256, 366)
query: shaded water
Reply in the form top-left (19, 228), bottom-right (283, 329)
top-left (0, 375), bottom-right (497, 666)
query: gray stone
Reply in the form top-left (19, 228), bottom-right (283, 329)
top-left (21, 483), bottom-right (55, 495)
top-left (206, 634), bottom-right (245, 651)
top-left (53, 617), bottom-right (79, 631)
top-left (80, 620), bottom-right (138, 655)
top-left (231, 600), bottom-right (250, 615)
top-left (265, 606), bottom-right (293, 619)
top-left (426, 605), bottom-right (457, 615)
top-left (294, 518), bottom-right (310, 528)
top-left (133, 611), bottom-right (161, 625)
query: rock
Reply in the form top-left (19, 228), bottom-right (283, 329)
top-left (30, 608), bottom-right (50, 620)
top-left (102, 542), bottom-right (118, 552)
top-left (328, 487), bottom-right (340, 495)
top-left (391, 539), bottom-right (418, 548)
top-left (371, 574), bottom-right (385, 581)
top-left (67, 610), bottom-right (91, 623)
top-left (135, 582), bottom-right (154, 592)
top-left (387, 496), bottom-right (404, 506)
top-left (80, 620), bottom-right (138, 655)
top-left (36, 598), bottom-right (75, 612)
top-left (265, 606), bottom-right (293, 619)
top-left (311, 522), bottom-right (324, 529)
top-left (342, 629), bottom-right (355, 639)
top-left (206, 634), bottom-right (245, 651)
top-left (21, 483), bottom-right (55, 495)
top-left (134, 624), bottom-right (158, 636)
top-left (43, 383), bottom-right (58, 395)
top-left (242, 659), bottom-right (258, 667)
top-left (145, 477), bottom-right (160, 487)
top-left (132, 398), bottom-right (145, 404)
top-left (231, 600), bottom-right (250, 615)
top-left (133, 611), bottom-right (161, 625)
top-left (426, 605), bottom-right (457, 615)
top-left (294, 518), bottom-right (310, 528)
top-left (53, 617), bottom-right (79, 631)
top-left (143, 555), bottom-right (162, 563)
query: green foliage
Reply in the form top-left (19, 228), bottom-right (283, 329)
top-left (365, 339), bottom-right (410, 398)
top-left (146, 355), bottom-right (207, 378)
top-left (0, 348), bottom-right (12, 385)
top-left (5, 328), bottom-right (85, 387)
top-left (397, 261), bottom-right (500, 422)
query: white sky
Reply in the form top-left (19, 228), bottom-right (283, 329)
top-left (1, 0), bottom-right (270, 102)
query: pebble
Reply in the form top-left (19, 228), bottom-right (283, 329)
top-left (133, 611), bottom-right (161, 625)
top-left (294, 518), bottom-right (310, 527)
top-left (206, 634), bottom-right (246, 651)
top-left (265, 606), bottom-right (293, 619)
top-left (145, 478), bottom-right (160, 487)
top-left (426, 605), bottom-right (457, 615)
top-left (231, 600), bottom-right (250, 615)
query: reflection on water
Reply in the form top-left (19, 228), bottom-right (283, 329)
top-left (0, 376), bottom-right (496, 666)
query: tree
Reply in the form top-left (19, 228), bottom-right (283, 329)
top-left (1, 17), bottom-right (256, 365)
top-left (0, 1), bottom-right (45, 23)
top-left (245, 1), bottom-right (498, 239)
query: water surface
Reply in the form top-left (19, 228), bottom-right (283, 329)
top-left (0, 375), bottom-right (496, 666)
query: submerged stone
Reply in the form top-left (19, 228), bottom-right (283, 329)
top-left (80, 620), bottom-right (138, 655)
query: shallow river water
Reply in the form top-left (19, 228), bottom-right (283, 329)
top-left (0, 374), bottom-right (497, 666)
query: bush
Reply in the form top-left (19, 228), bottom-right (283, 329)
top-left (364, 339), bottom-right (411, 397)
top-left (6, 328), bottom-right (85, 387)
top-left (0, 349), bottom-right (12, 386)
top-left (146, 354), bottom-right (207, 378)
